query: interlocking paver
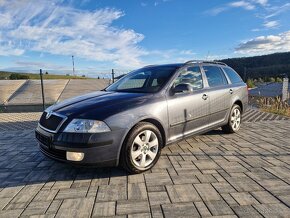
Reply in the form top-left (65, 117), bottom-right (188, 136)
top-left (148, 191), bottom-right (170, 206)
top-left (116, 200), bottom-right (150, 215)
top-left (251, 191), bottom-right (280, 204)
top-left (91, 201), bottom-right (115, 217)
top-left (56, 197), bottom-right (94, 217)
top-left (253, 203), bottom-right (290, 218)
top-left (194, 184), bottom-right (221, 201)
top-left (166, 184), bottom-right (201, 203)
top-left (128, 183), bottom-right (147, 200)
top-left (1, 113), bottom-right (290, 217)
top-left (230, 192), bottom-right (260, 205)
top-left (96, 184), bottom-right (127, 201)
top-left (205, 200), bottom-right (235, 216)
top-left (232, 205), bottom-right (263, 218)
top-left (162, 202), bottom-right (200, 218)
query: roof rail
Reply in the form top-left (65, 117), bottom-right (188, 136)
top-left (184, 60), bottom-right (227, 66)
top-left (143, 65), bottom-right (157, 68)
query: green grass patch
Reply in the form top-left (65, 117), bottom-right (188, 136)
top-left (0, 71), bottom-right (89, 80)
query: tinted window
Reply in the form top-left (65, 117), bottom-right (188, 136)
top-left (203, 66), bottom-right (228, 87)
top-left (174, 66), bottom-right (203, 90)
top-left (106, 66), bottom-right (177, 93)
top-left (223, 67), bottom-right (243, 84)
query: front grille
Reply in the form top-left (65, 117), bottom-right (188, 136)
top-left (39, 112), bottom-right (65, 132)
top-left (35, 131), bottom-right (51, 147)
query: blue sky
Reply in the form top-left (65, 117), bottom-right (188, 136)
top-left (0, 0), bottom-right (289, 76)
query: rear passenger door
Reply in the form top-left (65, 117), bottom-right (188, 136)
top-left (202, 65), bottom-right (231, 126)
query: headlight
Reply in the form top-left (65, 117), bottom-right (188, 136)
top-left (63, 119), bottom-right (111, 133)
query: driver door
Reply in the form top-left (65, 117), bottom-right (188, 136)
top-left (166, 66), bottom-right (210, 142)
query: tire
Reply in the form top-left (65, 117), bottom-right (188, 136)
top-left (120, 122), bottom-right (163, 174)
top-left (222, 104), bottom-right (242, 134)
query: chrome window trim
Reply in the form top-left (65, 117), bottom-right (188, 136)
top-left (39, 112), bottom-right (68, 133)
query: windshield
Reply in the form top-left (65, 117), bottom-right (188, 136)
top-left (106, 66), bottom-right (178, 93)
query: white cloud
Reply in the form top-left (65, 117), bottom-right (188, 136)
top-left (252, 0), bottom-right (268, 6)
top-left (263, 20), bottom-right (279, 28)
top-left (264, 3), bottom-right (290, 19)
top-left (0, 0), bottom-right (145, 67)
top-left (235, 30), bottom-right (290, 54)
top-left (229, 1), bottom-right (255, 10)
top-left (205, 0), bottom-right (257, 16)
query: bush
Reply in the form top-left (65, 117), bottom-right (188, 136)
top-left (246, 79), bottom-right (255, 88)
top-left (9, 73), bottom-right (30, 80)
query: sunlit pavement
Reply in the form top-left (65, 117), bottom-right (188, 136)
top-left (0, 112), bottom-right (290, 217)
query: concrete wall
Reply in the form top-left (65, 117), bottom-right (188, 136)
top-left (0, 79), bottom-right (110, 112)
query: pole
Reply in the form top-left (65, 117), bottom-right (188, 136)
top-left (243, 67), bottom-right (247, 82)
top-left (112, 69), bottom-right (115, 83)
top-left (72, 55), bottom-right (75, 76)
top-left (40, 69), bottom-right (45, 111)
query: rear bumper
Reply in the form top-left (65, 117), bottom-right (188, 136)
top-left (35, 124), bottom-right (126, 167)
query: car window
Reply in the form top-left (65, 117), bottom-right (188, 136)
top-left (203, 66), bottom-right (228, 87)
top-left (223, 67), bottom-right (243, 84)
top-left (174, 66), bottom-right (203, 90)
top-left (106, 66), bottom-right (178, 93)
top-left (118, 71), bottom-right (149, 90)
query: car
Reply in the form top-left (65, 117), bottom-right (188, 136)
top-left (35, 60), bottom-right (248, 173)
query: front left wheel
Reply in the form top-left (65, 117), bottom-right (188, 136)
top-left (120, 122), bottom-right (163, 174)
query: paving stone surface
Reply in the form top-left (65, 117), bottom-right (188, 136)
top-left (0, 114), bottom-right (290, 217)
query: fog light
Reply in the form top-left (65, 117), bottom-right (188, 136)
top-left (66, 152), bottom-right (84, 161)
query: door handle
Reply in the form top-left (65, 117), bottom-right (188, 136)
top-left (202, 94), bottom-right (208, 100)
top-left (229, 89), bottom-right (233, 94)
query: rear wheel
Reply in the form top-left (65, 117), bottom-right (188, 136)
top-left (120, 122), bottom-right (163, 174)
top-left (222, 104), bottom-right (242, 133)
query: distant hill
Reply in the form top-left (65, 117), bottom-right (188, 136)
top-left (0, 71), bottom-right (89, 80)
top-left (220, 52), bottom-right (290, 80)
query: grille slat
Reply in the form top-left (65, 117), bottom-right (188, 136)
top-left (39, 112), bottom-right (65, 132)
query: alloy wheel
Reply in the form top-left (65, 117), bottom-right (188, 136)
top-left (230, 108), bottom-right (241, 131)
top-left (130, 130), bottom-right (159, 169)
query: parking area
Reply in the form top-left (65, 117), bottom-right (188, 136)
top-left (0, 112), bottom-right (290, 217)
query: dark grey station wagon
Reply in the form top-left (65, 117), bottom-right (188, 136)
top-left (35, 60), bottom-right (248, 173)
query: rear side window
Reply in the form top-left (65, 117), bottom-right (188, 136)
top-left (203, 66), bottom-right (228, 87)
top-left (223, 67), bottom-right (243, 84)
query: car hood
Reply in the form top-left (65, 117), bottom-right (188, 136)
top-left (48, 91), bottom-right (151, 118)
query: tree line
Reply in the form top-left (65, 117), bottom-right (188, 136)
top-left (220, 52), bottom-right (290, 81)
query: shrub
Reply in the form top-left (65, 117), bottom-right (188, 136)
top-left (257, 96), bottom-right (290, 117)
top-left (246, 79), bottom-right (255, 88)
top-left (9, 73), bottom-right (30, 80)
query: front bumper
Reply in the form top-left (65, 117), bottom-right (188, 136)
top-left (35, 124), bottom-right (126, 167)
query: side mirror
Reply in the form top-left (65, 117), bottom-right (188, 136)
top-left (172, 83), bottom-right (193, 94)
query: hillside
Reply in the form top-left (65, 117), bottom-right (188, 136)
top-left (220, 52), bottom-right (290, 80)
top-left (0, 71), bottom-right (89, 80)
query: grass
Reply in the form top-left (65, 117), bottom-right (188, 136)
top-left (0, 71), bottom-right (89, 80)
top-left (257, 96), bottom-right (290, 117)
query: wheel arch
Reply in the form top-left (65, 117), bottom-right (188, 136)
top-left (233, 99), bottom-right (243, 113)
top-left (116, 117), bottom-right (167, 166)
